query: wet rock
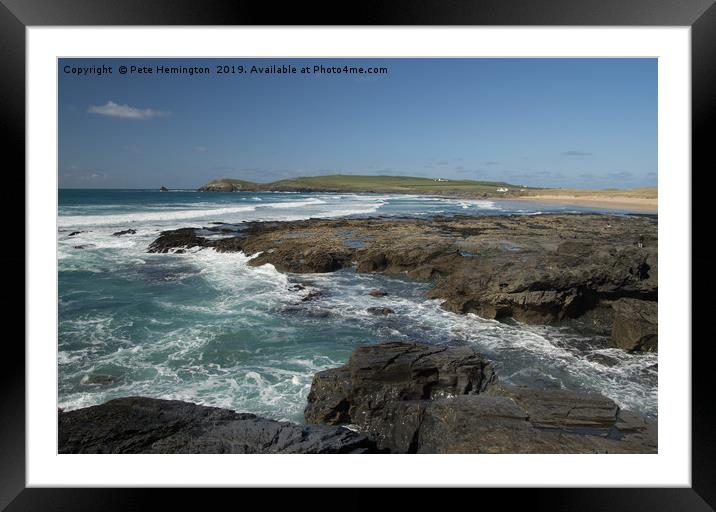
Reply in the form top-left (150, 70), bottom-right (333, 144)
top-left (58, 397), bottom-right (377, 454)
top-left (83, 374), bottom-right (115, 386)
top-left (368, 289), bottom-right (388, 297)
top-left (305, 342), bottom-right (496, 427)
top-left (301, 290), bottom-right (323, 302)
top-left (565, 302), bottom-right (617, 335)
top-left (262, 249), bottom-right (351, 273)
top-left (484, 382), bottom-right (618, 429)
top-left (305, 342), bottom-right (656, 453)
top-left (305, 367), bottom-right (353, 425)
top-left (68, 231), bottom-right (82, 237)
top-left (366, 307), bottom-right (394, 316)
top-left (586, 352), bottom-right (621, 367)
top-left (306, 309), bottom-right (331, 318)
top-left (610, 298), bottom-right (657, 352)
top-left (112, 229), bottom-right (137, 236)
top-left (148, 228), bottom-right (214, 253)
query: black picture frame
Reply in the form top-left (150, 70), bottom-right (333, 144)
top-left (2, 0), bottom-right (713, 509)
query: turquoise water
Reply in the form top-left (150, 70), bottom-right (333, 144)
top-left (58, 190), bottom-right (657, 421)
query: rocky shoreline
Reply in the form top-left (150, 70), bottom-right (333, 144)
top-left (59, 342), bottom-right (656, 454)
top-left (59, 213), bottom-right (657, 454)
top-left (148, 213), bottom-right (657, 352)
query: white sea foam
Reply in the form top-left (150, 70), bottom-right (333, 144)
top-left (294, 270), bottom-right (658, 415)
top-left (58, 205), bottom-right (260, 227)
top-left (58, 196), bottom-right (378, 228)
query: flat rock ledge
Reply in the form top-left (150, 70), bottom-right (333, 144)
top-left (147, 214), bottom-right (658, 352)
top-left (58, 397), bottom-right (377, 454)
top-left (304, 342), bottom-right (656, 454)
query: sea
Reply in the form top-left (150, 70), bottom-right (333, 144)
top-left (58, 190), bottom-right (658, 421)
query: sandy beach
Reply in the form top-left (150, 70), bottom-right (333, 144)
top-left (513, 192), bottom-right (657, 212)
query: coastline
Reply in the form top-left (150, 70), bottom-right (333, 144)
top-left (195, 177), bottom-right (658, 213)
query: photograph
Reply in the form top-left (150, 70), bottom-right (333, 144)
top-left (56, 57), bottom-right (659, 455)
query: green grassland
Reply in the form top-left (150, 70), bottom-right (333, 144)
top-left (198, 174), bottom-right (656, 200)
top-left (198, 178), bottom-right (262, 191)
top-left (200, 174), bottom-right (528, 195)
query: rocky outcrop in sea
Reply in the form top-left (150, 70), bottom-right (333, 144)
top-left (147, 214), bottom-right (658, 352)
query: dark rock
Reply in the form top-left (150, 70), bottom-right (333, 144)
top-left (368, 289), bottom-right (388, 297)
top-left (83, 374), bottom-right (115, 386)
top-left (390, 395), bottom-right (654, 454)
top-left (305, 342), bottom-right (656, 453)
top-left (585, 352), bottom-right (621, 367)
top-left (564, 302), bottom-right (617, 335)
top-left (484, 382), bottom-right (618, 428)
top-left (610, 298), bottom-right (657, 352)
top-left (68, 231), bottom-right (82, 237)
top-left (305, 367), bottom-right (353, 425)
top-left (282, 306), bottom-right (331, 319)
top-left (148, 228), bottom-right (213, 253)
top-left (301, 290), bottom-right (323, 302)
top-left (366, 307), bottom-right (394, 316)
top-left (160, 186), bottom-right (169, 192)
top-left (304, 342), bottom-right (496, 427)
top-left (58, 397), bottom-right (377, 454)
top-left (112, 229), bottom-right (137, 237)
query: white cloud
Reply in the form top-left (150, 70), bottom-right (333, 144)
top-left (193, 146), bottom-right (208, 153)
top-left (88, 101), bottom-right (168, 119)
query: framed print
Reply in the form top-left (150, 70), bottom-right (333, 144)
top-left (3, 0), bottom-right (714, 509)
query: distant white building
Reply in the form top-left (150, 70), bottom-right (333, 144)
top-left (433, 178), bottom-right (449, 182)
top-left (496, 187), bottom-right (509, 193)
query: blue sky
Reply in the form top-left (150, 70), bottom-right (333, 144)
top-left (59, 58), bottom-right (657, 189)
